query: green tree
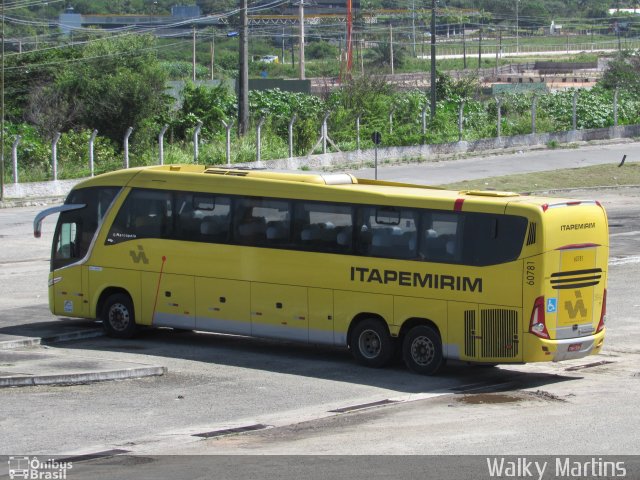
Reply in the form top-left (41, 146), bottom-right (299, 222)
top-left (600, 51), bottom-right (640, 94)
top-left (5, 47), bottom-right (82, 122)
top-left (172, 82), bottom-right (236, 139)
top-left (435, 71), bottom-right (480, 102)
top-left (368, 35), bottom-right (408, 71)
top-left (52, 34), bottom-right (170, 146)
top-left (306, 41), bottom-right (339, 60)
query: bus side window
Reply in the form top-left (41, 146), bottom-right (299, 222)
top-left (419, 212), bottom-right (461, 263)
top-left (357, 207), bottom-right (417, 259)
top-left (294, 202), bottom-right (353, 253)
top-left (55, 221), bottom-right (79, 259)
top-left (234, 198), bottom-right (289, 245)
top-left (106, 189), bottom-right (173, 245)
top-left (198, 197), bottom-right (231, 243)
top-left (174, 192), bottom-right (231, 243)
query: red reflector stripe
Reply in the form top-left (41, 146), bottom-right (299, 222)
top-left (454, 198), bottom-right (464, 211)
top-left (556, 243), bottom-right (600, 250)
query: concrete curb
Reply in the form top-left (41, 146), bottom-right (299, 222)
top-left (0, 365), bottom-right (167, 388)
top-left (0, 329), bottom-right (104, 350)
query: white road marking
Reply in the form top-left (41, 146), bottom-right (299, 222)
top-left (609, 256), bottom-right (640, 266)
top-left (609, 230), bottom-right (640, 237)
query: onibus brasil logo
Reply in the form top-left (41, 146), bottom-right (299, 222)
top-left (8, 457), bottom-right (72, 479)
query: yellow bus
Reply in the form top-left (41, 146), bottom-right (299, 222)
top-left (34, 165), bottom-right (608, 375)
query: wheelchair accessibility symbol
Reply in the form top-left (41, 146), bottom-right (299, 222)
top-left (546, 298), bottom-right (557, 313)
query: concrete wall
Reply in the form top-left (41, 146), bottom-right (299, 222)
top-left (240, 124), bottom-right (640, 170)
top-left (4, 178), bottom-right (82, 201)
top-left (4, 124), bottom-right (640, 200)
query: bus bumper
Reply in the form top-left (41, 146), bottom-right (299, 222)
top-left (523, 329), bottom-right (606, 363)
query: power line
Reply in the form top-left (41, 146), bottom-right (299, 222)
top-left (2, 2), bottom-right (296, 70)
top-left (2, 0), bottom-right (63, 10)
top-left (4, 39), bottom-right (187, 71)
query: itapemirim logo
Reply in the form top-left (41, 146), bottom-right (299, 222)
top-left (565, 290), bottom-right (588, 319)
top-left (8, 456), bottom-right (72, 480)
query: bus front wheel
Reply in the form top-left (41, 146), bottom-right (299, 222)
top-left (350, 318), bottom-right (394, 368)
top-left (402, 325), bottom-right (445, 375)
top-left (101, 293), bottom-right (137, 339)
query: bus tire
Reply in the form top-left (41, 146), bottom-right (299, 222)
top-left (101, 293), bottom-right (137, 339)
top-left (350, 318), bottom-right (395, 368)
top-left (402, 325), bottom-right (444, 375)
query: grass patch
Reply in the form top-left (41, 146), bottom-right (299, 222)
top-left (440, 162), bottom-right (640, 193)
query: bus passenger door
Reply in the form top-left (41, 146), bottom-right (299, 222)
top-left (51, 220), bottom-right (88, 317)
top-left (142, 272), bottom-right (195, 330)
top-left (195, 278), bottom-right (251, 335)
top-left (308, 288), bottom-right (334, 345)
top-left (251, 282), bottom-right (308, 342)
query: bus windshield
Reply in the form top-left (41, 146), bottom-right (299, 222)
top-left (51, 187), bottom-right (120, 271)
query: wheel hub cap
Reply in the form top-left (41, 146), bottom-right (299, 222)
top-left (109, 303), bottom-right (130, 331)
top-left (359, 329), bottom-right (382, 359)
top-left (411, 336), bottom-right (435, 366)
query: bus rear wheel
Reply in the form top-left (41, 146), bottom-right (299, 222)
top-left (350, 318), bottom-right (394, 368)
top-left (402, 325), bottom-right (444, 375)
top-left (101, 293), bottom-right (137, 339)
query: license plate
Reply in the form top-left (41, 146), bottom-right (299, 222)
top-left (568, 343), bottom-right (582, 352)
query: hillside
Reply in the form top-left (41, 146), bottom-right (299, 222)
top-left (11, 0), bottom-right (622, 20)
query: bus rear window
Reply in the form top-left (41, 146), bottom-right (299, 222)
top-left (460, 213), bottom-right (528, 266)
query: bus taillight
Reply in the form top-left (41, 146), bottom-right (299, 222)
top-left (597, 289), bottom-right (607, 333)
top-left (529, 296), bottom-right (550, 339)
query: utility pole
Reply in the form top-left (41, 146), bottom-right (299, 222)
top-left (430, 0), bottom-right (436, 120)
top-left (192, 25), bottom-right (196, 82)
top-left (210, 28), bottom-right (215, 80)
top-left (1, 0), bottom-right (4, 201)
top-left (238, 0), bottom-right (249, 136)
top-left (411, 0), bottom-right (416, 56)
top-left (478, 26), bottom-right (482, 68)
top-left (389, 23), bottom-right (394, 75)
top-left (299, 0), bottom-right (305, 79)
top-left (346, 0), bottom-right (353, 76)
top-left (462, 26), bottom-right (466, 69)
top-left (516, 0), bottom-right (519, 54)
top-left (281, 26), bottom-right (285, 64)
